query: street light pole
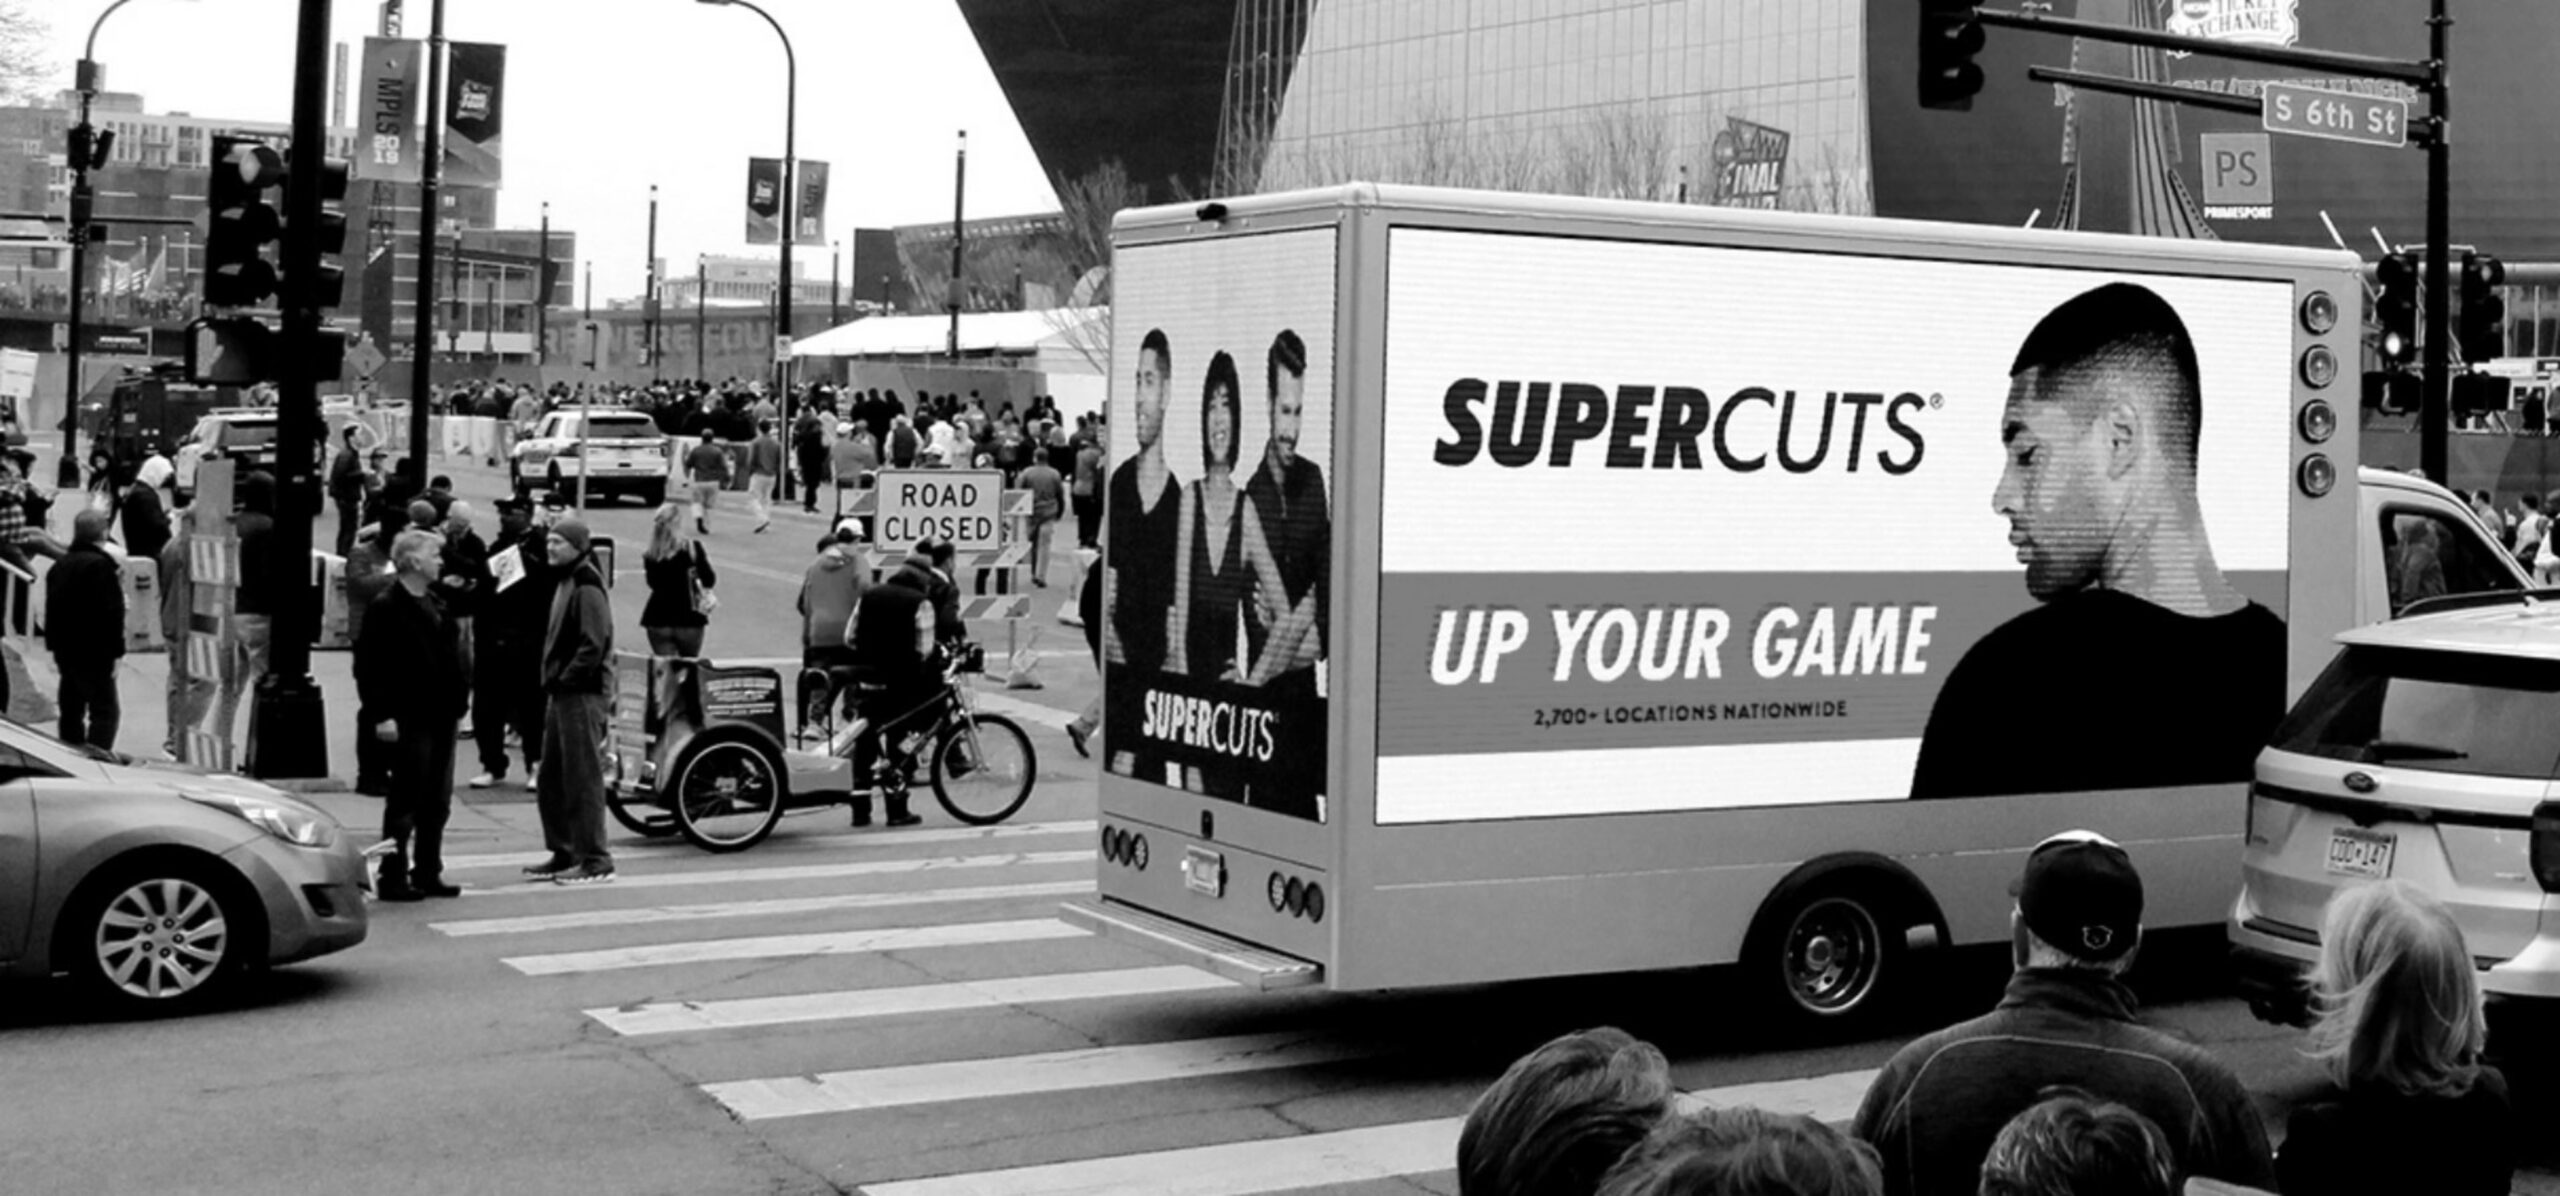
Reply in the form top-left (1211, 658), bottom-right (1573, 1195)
top-left (696, 0), bottom-right (793, 496)
top-left (694, 253), bottom-right (706, 382)
top-left (536, 200), bottom-right (549, 367)
top-left (62, 0), bottom-right (161, 488)
top-left (645, 183), bottom-right (661, 385)
top-left (405, 0), bottom-right (447, 488)
top-left (948, 130), bottom-right (966, 364)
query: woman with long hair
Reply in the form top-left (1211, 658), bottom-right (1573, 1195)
top-left (2277, 880), bottom-right (2513, 1195)
top-left (640, 501), bottom-right (718, 658)
top-left (1167, 355), bottom-right (1305, 793)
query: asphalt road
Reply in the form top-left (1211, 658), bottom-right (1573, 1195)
top-left (4, 451), bottom-right (2555, 1194)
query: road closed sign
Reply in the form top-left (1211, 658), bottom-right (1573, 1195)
top-left (874, 469), bottom-right (1004, 553)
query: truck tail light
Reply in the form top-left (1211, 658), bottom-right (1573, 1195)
top-left (2531, 802), bottom-right (2560, 893)
top-left (556, 443), bottom-right (583, 457)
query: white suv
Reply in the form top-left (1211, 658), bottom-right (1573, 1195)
top-left (510, 407), bottom-right (670, 507)
top-left (2231, 596), bottom-right (2560, 1024)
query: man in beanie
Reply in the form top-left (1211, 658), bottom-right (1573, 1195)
top-left (1852, 832), bottom-right (2271, 1196)
top-left (528, 516), bottom-right (617, 884)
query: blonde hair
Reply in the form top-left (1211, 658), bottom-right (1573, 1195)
top-left (645, 501), bottom-right (692, 562)
top-left (2304, 879), bottom-right (2486, 1097)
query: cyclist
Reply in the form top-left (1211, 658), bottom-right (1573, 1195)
top-left (842, 537), bottom-right (965, 828)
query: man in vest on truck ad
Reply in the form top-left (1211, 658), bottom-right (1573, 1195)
top-left (1103, 230), bottom-right (1336, 820)
top-left (1367, 229), bottom-right (2292, 824)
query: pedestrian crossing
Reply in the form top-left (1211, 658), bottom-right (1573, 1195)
top-left (417, 815), bottom-right (1886, 1195)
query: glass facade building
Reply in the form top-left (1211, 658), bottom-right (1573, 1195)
top-left (1256, 0), bottom-right (1870, 214)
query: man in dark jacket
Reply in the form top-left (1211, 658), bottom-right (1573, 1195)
top-left (355, 528), bottom-right (468, 900)
top-left (793, 408), bottom-right (829, 513)
top-left (120, 469), bottom-right (170, 563)
top-left (328, 425), bottom-right (366, 555)
top-left (469, 497), bottom-right (550, 789)
top-left (1852, 832), bottom-right (2275, 1196)
top-left (45, 509), bottom-right (126, 749)
top-left (846, 540), bottom-right (958, 829)
top-left (531, 517), bottom-right (616, 884)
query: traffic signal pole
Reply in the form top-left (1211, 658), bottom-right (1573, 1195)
top-left (250, 0), bottom-right (335, 779)
top-left (1959, 5), bottom-right (2455, 484)
top-left (2421, 0), bottom-right (2452, 485)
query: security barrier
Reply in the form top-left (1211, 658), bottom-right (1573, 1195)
top-left (121, 556), bottom-right (163, 653)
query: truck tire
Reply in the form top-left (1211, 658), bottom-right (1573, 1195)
top-left (547, 466), bottom-right (580, 505)
top-left (1741, 863), bottom-right (1940, 1037)
top-left (637, 481), bottom-right (667, 509)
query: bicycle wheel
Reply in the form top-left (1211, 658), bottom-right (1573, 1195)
top-left (795, 668), bottom-right (836, 745)
top-left (606, 788), bottom-right (680, 838)
top-left (669, 735), bottom-right (786, 852)
top-left (931, 713), bottom-right (1036, 825)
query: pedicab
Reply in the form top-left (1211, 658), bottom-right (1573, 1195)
top-left (603, 644), bottom-right (1039, 853)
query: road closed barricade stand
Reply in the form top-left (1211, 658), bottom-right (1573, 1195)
top-left (311, 551), bottom-right (350, 649)
top-left (840, 471), bottom-right (1041, 686)
top-left (120, 555), bottom-right (163, 654)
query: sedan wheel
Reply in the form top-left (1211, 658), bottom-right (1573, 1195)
top-left (82, 872), bottom-right (240, 1009)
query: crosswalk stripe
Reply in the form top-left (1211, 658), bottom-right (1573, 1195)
top-left (704, 1031), bottom-right (1378, 1121)
top-left (453, 850), bottom-right (1090, 898)
top-left (439, 820), bottom-right (1098, 872)
top-left (429, 879), bottom-right (1092, 937)
top-left (858, 1068), bottom-right (1881, 1196)
top-left (501, 918), bottom-right (1088, 976)
top-left (587, 965), bottom-right (1235, 1037)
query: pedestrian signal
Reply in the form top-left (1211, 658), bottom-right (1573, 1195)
top-left (1919, 0), bottom-right (1986, 111)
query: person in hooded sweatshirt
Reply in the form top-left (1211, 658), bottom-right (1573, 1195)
top-left (799, 520), bottom-right (867, 681)
top-left (527, 517), bottom-right (617, 886)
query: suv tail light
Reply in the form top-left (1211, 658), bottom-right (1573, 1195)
top-left (556, 443), bottom-right (583, 457)
top-left (2532, 802), bottom-right (2560, 893)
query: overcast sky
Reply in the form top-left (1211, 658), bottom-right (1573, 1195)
top-left (38, 0), bottom-right (1060, 302)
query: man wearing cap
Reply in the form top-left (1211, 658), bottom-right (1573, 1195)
top-left (328, 425), bottom-right (367, 556)
top-left (528, 517), bottom-right (617, 884)
top-left (1852, 832), bottom-right (2273, 1196)
top-left (470, 496), bottom-right (553, 787)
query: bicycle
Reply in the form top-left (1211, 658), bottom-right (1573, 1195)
top-left (798, 641), bottom-right (1039, 827)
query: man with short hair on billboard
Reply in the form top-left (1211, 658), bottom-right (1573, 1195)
top-left (1240, 329), bottom-right (1329, 817)
top-left (1910, 282), bottom-right (2286, 800)
top-left (1103, 329), bottom-right (1183, 781)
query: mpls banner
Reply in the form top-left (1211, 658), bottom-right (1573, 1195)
top-left (795, 160), bottom-right (830, 244)
top-left (356, 37), bottom-right (422, 184)
top-left (442, 41), bottom-right (504, 187)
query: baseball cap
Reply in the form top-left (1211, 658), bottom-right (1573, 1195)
top-left (2011, 830), bottom-right (2144, 962)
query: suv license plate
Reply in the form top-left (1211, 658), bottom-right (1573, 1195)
top-left (2325, 827), bottom-right (2396, 879)
top-left (1183, 847), bottom-right (1225, 897)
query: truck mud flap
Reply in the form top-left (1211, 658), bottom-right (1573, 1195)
top-left (1059, 896), bottom-right (1323, 992)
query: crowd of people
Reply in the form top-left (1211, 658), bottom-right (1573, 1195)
top-left (1454, 834), bottom-right (2515, 1196)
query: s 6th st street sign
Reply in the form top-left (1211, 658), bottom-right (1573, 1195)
top-left (2261, 81), bottom-right (2409, 149)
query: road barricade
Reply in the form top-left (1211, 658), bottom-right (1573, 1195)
top-left (121, 556), bottom-right (163, 653)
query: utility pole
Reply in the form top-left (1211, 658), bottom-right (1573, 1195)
top-left (645, 183), bottom-right (661, 385)
top-left (405, 0), bottom-right (446, 485)
top-left (948, 129), bottom-right (966, 364)
top-left (536, 200), bottom-right (549, 367)
top-left (251, 0), bottom-right (336, 779)
top-left (694, 253), bottom-right (706, 381)
top-left (830, 240), bottom-right (841, 326)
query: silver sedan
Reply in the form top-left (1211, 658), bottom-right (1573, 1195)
top-left (0, 719), bottom-right (369, 1013)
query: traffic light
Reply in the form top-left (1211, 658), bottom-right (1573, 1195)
top-left (1919, 0), bottom-right (1986, 111)
top-left (2374, 251), bottom-right (2419, 367)
top-left (65, 123), bottom-right (112, 171)
top-left (203, 135), bottom-right (286, 308)
top-left (297, 148), bottom-right (351, 310)
top-left (2460, 251), bottom-right (2507, 365)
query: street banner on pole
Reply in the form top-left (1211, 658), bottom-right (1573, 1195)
top-left (795, 160), bottom-right (830, 244)
top-left (443, 42), bottom-right (506, 186)
top-left (356, 36), bottom-right (423, 184)
top-left (745, 157), bottom-right (784, 245)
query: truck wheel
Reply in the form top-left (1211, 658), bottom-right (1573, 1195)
top-left (1742, 868), bottom-right (1933, 1037)
top-left (635, 481), bottom-right (667, 509)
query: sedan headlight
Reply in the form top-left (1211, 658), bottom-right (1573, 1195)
top-left (180, 788), bottom-right (338, 848)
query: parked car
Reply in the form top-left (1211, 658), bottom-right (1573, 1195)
top-left (172, 409), bottom-right (281, 501)
top-left (509, 406), bottom-right (671, 506)
top-left (2231, 594), bottom-right (2560, 1024)
top-left (0, 718), bottom-right (369, 1013)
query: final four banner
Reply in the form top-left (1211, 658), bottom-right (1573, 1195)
top-left (745, 157), bottom-right (784, 246)
top-left (355, 37), bottom-right (422, 184)
top-left (442, 41), bottom-right (505, 187)
top-left (795, 160), bottom-right (830, 244)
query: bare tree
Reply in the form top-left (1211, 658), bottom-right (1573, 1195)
top-left (0, 2), bottom-right (53, 107)
top-left (1044, 159), bottom-right (1152, 374)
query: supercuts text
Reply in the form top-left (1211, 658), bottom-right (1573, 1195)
top-left (1432, 380), bottom-right (1928, 474)
top-left (1141, 689), bottom-right (1279, 761)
